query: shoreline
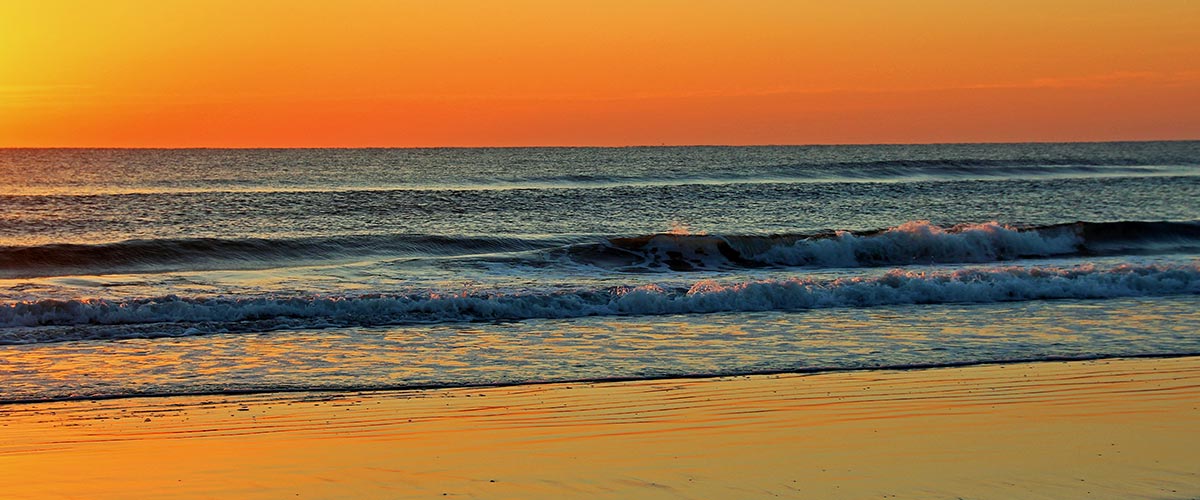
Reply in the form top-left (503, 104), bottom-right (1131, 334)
top-left (2, 351), bottom-right (1199, 406)
top-left (3, 356), bottom-right (1198, 499)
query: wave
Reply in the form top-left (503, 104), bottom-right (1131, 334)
top-left (0, 234), bottom-right (569, 278)
top-left (568, 220), bottom-right (1200, 271)
top-left (816, 157), bottom-right (1170, 173)
top-left (468, 160), bottom-right (1193, 187)
top-left (3, 261), bottom-right (1197, 344)
top-left (2, 157), bottom-right (1195, 198)
top-left (4, 221), bottom-right (1198, 277)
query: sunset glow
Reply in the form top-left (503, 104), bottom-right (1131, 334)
top-left (3, 0), bottom-right (1199, 147)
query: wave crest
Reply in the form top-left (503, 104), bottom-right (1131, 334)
top-left (571, 220), bottom-right (1200, 271)
top-left (3, 262), bottom-right (1197, 344)
top-left (4, 220), bottom-right (1198, 277)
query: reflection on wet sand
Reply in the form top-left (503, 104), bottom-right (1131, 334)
top-left (1, 356), bottom-right (1197, 499)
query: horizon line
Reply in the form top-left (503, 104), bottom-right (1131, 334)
top-left (2, 138), bottom-right (1198, 150)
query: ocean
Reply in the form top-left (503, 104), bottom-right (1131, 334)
top-left (2, 142), bottom-right (1199, 403)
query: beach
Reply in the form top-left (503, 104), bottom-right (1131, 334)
top-left (3, 356), bottom-right (1196, 499)
top-left (6, 2), bottom-right (1200, 497)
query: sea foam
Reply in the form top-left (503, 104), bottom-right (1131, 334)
top-left (2, 261), bottom-right (1197, 344)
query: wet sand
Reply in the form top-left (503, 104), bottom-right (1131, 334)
top-left (1, 356), bottom-right (1197, 499)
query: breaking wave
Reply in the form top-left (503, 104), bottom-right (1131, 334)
top-left (4, 221), bottom-right (1199, 277)
top-left (3, 261), bottom-right (1197, 344)
top-left (569, 220), bottom-right (1200, 271)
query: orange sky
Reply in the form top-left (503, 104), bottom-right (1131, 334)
top-left (2, 0), bottom-right (1199, 147)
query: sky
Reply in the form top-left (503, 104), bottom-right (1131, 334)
top-left (2, 0), bottom-right (1199, 147)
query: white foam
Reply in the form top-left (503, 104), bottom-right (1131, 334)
top-left (751, 221), bottom-right (1081, 267)
top-left (2, 262), bottom-right (1197, 342)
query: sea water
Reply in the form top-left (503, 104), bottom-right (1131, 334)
top-left (1, 142), bottom-right (1198, 401)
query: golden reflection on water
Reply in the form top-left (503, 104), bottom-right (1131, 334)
top-left (3, 295), bottom-right (1200, 402)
